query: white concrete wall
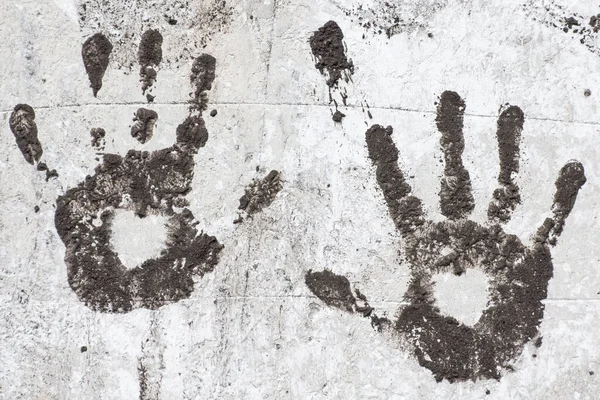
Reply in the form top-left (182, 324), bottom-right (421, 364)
top-left (1, 0), bottom-right (599, 398)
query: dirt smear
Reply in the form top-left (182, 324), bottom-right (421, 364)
top-left (305, 269), bottom-right (356, 312)
top-left (54, 55), bottom-right (221, 313)
top-left (236, 170), bottom-right (283, 222)
top-left (90, 127), bottom-right (106, 149)
top-left (130, 108), bottom-right (158, 144)
top-left (9, 104), bottom-right (43, 165)
top-left (82, 33), bottom-right (113, 97)
top-left (488, 105), bottom-right (524, 223)
top-left (309, 21), bottom-right (354, 88)
top-left (436, 91), bottom-right (474, 220)
top-left (308, 93), bottom-right (586, 382)
top-left (138, 29), bottom-right (163, 94)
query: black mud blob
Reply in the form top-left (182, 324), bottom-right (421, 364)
top-left (82, 33), bottom-right (113, 97)
top-left (309, 21), bottom-right (354, 87)
top-left (210, 109), bottom-right (217, 117)
top-left (332, 110), bottom-right (345, 122)
top-left (190, 54), bottom-right (216, 113)
top-left (9, 104), bottom-right (43, 165)
top-left (307, 92), bottom-right (587, 382)
top-left (130, 108), bottom-right (158, 144)
top-left (90, 127), bottom-right (106, 149)
top-left (305, 269), bottom-right (356, 313)
top-left (237, 170), bottom-right (283, 220)
top-left (139, 29), bottom-right (163, 94)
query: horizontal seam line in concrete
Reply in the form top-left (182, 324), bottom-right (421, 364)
top-left (1, 101), bottom-right (599, 126)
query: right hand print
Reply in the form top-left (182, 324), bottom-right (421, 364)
top-left (306, 91), bottom-right (586, 382)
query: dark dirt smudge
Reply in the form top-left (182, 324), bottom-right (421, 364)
top-left (90, 127), bottom-right (106, 149)
top-left (130, 108), bottom-right (158, 144)
top-left (236, 170), bottom-right (283, 222)
top-left (82, 33), bottom-right (113, 97)
top-left (332, 110), bottom-right (345, 123)
top-left (305, 269), bottom-right (356, 312)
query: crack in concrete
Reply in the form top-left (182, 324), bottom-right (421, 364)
top-left (1, 102), bottom-right (598, 126)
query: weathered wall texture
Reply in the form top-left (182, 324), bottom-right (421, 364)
top-left (1, 0), bottom-right (599, 398)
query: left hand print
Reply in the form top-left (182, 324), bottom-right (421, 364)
top-left (7, 31), bottom-right (279, 313)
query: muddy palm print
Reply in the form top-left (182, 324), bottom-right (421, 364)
top-left (8, 29), bottom-right (284, 313)
top-left (306, 91), bottom-right (586, 382)
top-left (55, 53), bottom-right (223, 313)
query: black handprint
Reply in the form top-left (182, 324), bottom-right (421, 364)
top-left (54, 53), bottom-right (223, 313)
top-left (306, 91), bottom-right (586, 382)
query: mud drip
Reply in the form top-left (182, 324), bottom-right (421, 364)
top-left (306, 91), bottom-right (586, 382)
top-left (309, 21), bottom-right (355, 122)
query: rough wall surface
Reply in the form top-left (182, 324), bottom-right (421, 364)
top-left (0, 0), bottom-right (599, 398)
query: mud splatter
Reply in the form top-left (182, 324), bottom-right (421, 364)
top-left (488, 105), bottom-right (524, 223)
top-left (54, 55), bottom-right (222, 313)
top-left (77, 0), bottom-right (233, 69)
top-left (82, 33), bottom-right (113, 97)
top-left (236, 170), bottom-right (283, 221)
top-left (524, 2), bottom-right (600, 57)
top-left (9, 104), bottom-right (43, 165)
top-left (90, 127), bottom-right (106, 149)
top-left (336, 0), bottom-right (448, 38)
top-left (436, 91), bottom-right (474, 220)
top-left (307, 92), bottom-right (586, 382)
top-left (309, 21), bottom-right (354, 88)
top-left (130, 108), bottom-right (158, 144)
top-left (139, 29), bottom-right (163, 94)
